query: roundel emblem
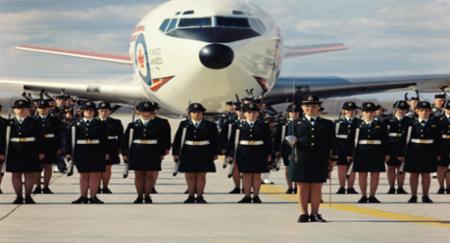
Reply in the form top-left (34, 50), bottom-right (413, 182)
top-left (134, 34), bottom-right (152, 85)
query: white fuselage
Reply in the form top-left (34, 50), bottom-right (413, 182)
top-left (128, 0), bottom-right (282, 116)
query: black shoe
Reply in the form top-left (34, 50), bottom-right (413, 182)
top-left (151, 187), bottom-right (158, 194)
top-left (144, 196), bottom-right (153, 204)
top-left (0, 188), bottom-right (2, 194)
top-left (408, 196), bottom-right (417, 203)
top-left (89, 197), bottom-right (104, 204)
top-left (286, 188), bottom-right (294, 194)
top-left (42, 187), bottom-right (53, 194)
top-left (346, 188), bottom-right (358, 194)
top-left (368, 196), bottom-right (381, 203)
top-left (396, 188), bottom-right (408, 194)
top-left (446, 188), bottom-right (450, 194)
top-left (133, 196), bottom-right (143, 204)
top-left (252, 196), bottom-right (262, 204)
top-left (97, 188), bottom-right (102, 194)
top-left (72, 197), bottom-right (88, 204)
top-left (24, 196), bottom-right (35, 204)
top-left (102, 187), bottom-right (112, 194)
top-left (297, 214), bottom-right (309, 223)
top-left (293, 187), bottom-right (298, 194)
top-left (184, 196), bottom-right (196, 204)
top-left (184, 189), bottom-right (189, 194)
top-left (13, 196), bottom-right (23, 204)
top-left (422, 195), bottom-right (433, 203)
top-left (241, 188), bottom-right (245, 194)
top-left (196, 196), bottom-right (207, 204)
top-left (229, 187), bottom-right (241, 194)
top-left (387, 188), bottom-right (396, 194)
top-left (33, 186), bottom-right (42, 194)
top-left (238, 196), bottom-right (252, 203)
top-left (437, 187), bottom-right (445, 194)
top-left (357, 196), bottom-right (368, 203)
top-left (336, 187), bottom-right (346, 194)
top-left (310, 214), bottom-right (327, 223)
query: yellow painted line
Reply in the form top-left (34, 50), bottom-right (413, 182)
top-left (261, 184), bottom-right (450, 229)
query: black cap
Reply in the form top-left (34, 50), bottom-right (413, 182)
top-left (232, 102), bottom-right (241, 111)
top-left (81, 101), bottom-right (96, 110)
top-left (243, 103), bottom-right (259, 112)
top-left (435, 94), bottom-right (446, 99)
top-left (98, 101), bottom-right (111, 110)
top-left (56, 94), bottom-right (69, 100)
top-left (393, 100), bottom-right (409, 110)
top-left (286, 103), bottom-right (301, 112)
top-left (225, 101), bottom-right (233, 106)
top-left (37, 100), bottom-right (51, 108)
top-left (12, 99), bottom-right (31, 109)
top-left (416, 101), bottom-right (431, 109)
top-left (302, 95), bottom-right (322, 105)
top-left (342, 101), bottom-right (359, 110)
top-left (188, 103), bottom-right (206, 113)
top-left (409, 97), bottom-right (420, 101)
top-left (361, 102), bottom-right (377, 112)
top-left (136, 101), bottom-right (158, 112)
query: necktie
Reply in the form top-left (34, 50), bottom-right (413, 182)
top-left (310, 118), bottom-right (315, 126)
top-left (194, 122), bottom-right (199, 128)
top-left (421, 120), bottom-right (426, 126)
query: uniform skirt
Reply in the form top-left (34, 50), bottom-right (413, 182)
top-left (289, 150), bottom-right (328, 183)
top-left (179, 145), bottom-right (216, 173)
top-left (6, 142), bottom-right (41, 173)
top-left (106, 140), bottom-right (121, 165)
top-left (353, 145), bottom-right (386, 172)
top-left (404, 143), bottom-right (437, 173)
top-left (129, 144), bottom-right (162, 171)
top-left (74, 144), bottom-right (106, 173)
top-left (236, 145), bottom-right (269, 173)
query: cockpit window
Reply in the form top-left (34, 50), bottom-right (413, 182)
top-left (166, 18), bottom-right (178, 32)
top-left (249, 18), bottom-right (266, 33)
top-left (232, 10), bottom-right (244, 15)
top-left (183, 10), bottom-right (194, 15)
top-left (159, 19), bottom-right (170, 32)
top-left (216, 17), bottom-right (250, 28)
top-left (178, 17), bottom-right (212, 28)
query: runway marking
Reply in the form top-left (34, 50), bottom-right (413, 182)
top-left (261, 184), bottom-right (450, 229)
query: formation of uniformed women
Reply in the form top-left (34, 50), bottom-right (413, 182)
top-left (0, 93), bottom-right (448, 225)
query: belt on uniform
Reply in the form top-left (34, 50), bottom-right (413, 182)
top-left (108, 136), bottom-right (119, 140)
top-left (358, 140), bottom-right (382, 145)
top-left (133, 139), bottom-right (158, 144)
top-left (76, 139), bottom-right (100, 144)
top-left (442, 135), bottom-right (450, 139)
top-left (411, 139), bottom-right (434, 144)
top-left (388, 133), bottom-right (402, 138)
top-left (336, 134), bottom-right (348, 139)
top-left (10, 137), bottom-right (36, 142)
top-left (239, 140), bottom-right (264, 146)
top-left (184, 140), bottom-right (210, 146)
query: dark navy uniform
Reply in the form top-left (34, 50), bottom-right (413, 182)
top-left (0, 116), bottom-right (7, 161)
top-left (276, 118), bottom-right (296, 166)
top-left (69, 117), bottom-right (108, 173)
top-left (122, 118), bottom-right (169, 171)
top-left (289, 116), bottom-right (334, 183)
top-left (173, 119), bottom-right (219, 173)
top-left (6, 116), bottom-right (45, 173)
top-left (154, 116), bottom-right (171, 154)
top-left (437, 113), bottom-right (450, 167)
top-left (383, 115), bottom-right (413, 166)
top-left (334, 117), bottom-right (360, 166)
top-left (219, 116), bottom-right (241, 154)
top-left (404, 101), bottom-right (440, 173)
top-left (228, 119), bottom-right (272, 173)
top-left (34, 114), bottom-right (62, 165)
top-left (351, 119), bottom-right (388, 172)
top-left (99, 117), bottom-right (124, 165)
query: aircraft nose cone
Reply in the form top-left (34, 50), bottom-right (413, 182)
top-left (199, 44), bottom-right (234, 69)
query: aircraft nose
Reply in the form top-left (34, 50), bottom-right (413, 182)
top-left (199, 43), bottom-right (234, 69)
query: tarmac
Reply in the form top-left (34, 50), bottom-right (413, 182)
top-left (0, 115), bottom-right (449, 243)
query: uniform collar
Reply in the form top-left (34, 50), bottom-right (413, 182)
top-left (418, 118), bottom-right (428, 123)
top-left (99, 116), bottom-right (109, 122)
top-left (83, 117), bottom-right (93, 123)
top-left (39, 115), bottom-right (47, 120)
top-left (304, 115), bottom-right (318, 121)
top-left (362, 119), bottom-right (373, 125)
top-left (395, 115), bottom-right (404, 121)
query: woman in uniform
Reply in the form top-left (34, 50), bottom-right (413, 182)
top-left (288, 96), bottom-right (334, 223)
top-left (5, 99), bottom-right (45, 204)
top-left (69, 101), bottom-right (108, 204)
top-left (122, 101), bottom-right (169, 204)
top-left (173, 103), bottom-right (219, 204)
top-left (227, 103), bottom-right (272, 204)
top-left (351, 102), bottom-right (389, 204)
top-left (436, 101), bottom-right (450, 194)
top-left (404, 101), bottom-right (439, 203)
top-left (97, 101), bottom-right (124, 194)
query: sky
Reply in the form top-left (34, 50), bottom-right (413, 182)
top-left (0, 0), bottom-right (449, 98)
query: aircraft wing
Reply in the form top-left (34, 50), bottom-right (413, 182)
top-left (284, 43), bottom-right (348, 58)
top-left (16, 45), bottom-right (132, 65)
top-left (265, 74), bottom-right (450, 105)
top-left (0, 76), bottom-right (145, 104)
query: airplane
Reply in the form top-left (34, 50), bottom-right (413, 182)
top-left (1, 0), bottom-right (449, 117)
